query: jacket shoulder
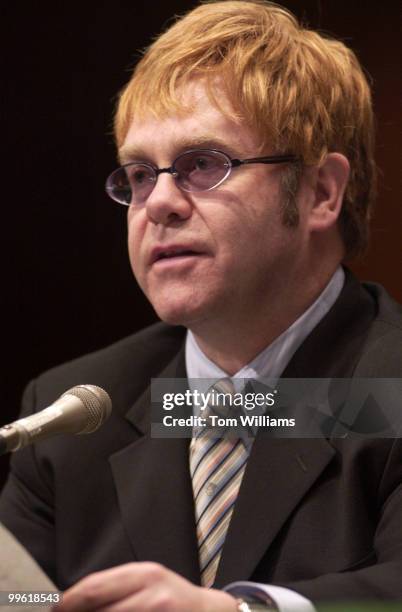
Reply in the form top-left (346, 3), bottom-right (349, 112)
top-left (356, 283), bottom-right (402, 376)
top-left (31, 322), bottom-right (186, 411)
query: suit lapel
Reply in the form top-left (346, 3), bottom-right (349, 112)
top-left (214, 436), bottom-right (335, 586)
top-left (109, 347), bottom-right (201, 584)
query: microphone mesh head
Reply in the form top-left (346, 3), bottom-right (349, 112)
top-left (62, 385), bottom-right (112, 433)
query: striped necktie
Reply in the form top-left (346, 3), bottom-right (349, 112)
top-left (189, 379), bottom-right (249, 587)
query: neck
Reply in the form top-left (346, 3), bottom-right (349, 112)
top-left (190, 262), bottom-right (341, 375)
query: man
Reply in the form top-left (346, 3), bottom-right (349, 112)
top-left (1, 1), bottom-right (401, 611)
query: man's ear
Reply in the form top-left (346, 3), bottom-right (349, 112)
top-left (308, 153), bottom-right (350, 232)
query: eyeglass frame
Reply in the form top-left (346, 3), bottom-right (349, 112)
top-left (105, 148), bottom-right (300, 206)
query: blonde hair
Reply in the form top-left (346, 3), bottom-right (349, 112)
top-left (115, 0), bottom-right (376, 258)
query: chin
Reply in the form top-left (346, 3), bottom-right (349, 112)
top-left (152, 297), bottom-right (209, 327)
top-left (154, 306), bottom-right (200, 327)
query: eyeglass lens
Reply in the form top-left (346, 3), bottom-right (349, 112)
top-left (174, 150), bottom-right (229, 191)
top-left (106, 150), bottom-right (231, 205)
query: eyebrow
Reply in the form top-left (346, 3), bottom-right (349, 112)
top-left (118, 136), bottom-right (241, 164)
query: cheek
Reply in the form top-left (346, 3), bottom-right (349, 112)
top-left (127, 210), bottom-right (147, 282)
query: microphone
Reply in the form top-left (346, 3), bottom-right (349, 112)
top-left (0, 385), bottom-right (112, 456)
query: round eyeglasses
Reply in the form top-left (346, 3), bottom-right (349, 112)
top-left (105, 148), bottom-right (299, 206)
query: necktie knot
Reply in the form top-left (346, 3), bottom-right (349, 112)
top-left (204, 377), bottom-right (236, 420)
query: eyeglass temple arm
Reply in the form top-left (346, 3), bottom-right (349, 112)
top-left (231, 154), bottom-right (299, 167)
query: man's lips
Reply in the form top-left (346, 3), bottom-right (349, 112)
top-left (149, 244), bottom-right (207, 265)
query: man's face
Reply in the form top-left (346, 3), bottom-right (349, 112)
top-left (122, 83), bottom-right (311, 330)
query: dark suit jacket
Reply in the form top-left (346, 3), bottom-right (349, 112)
top-left (1, 270), bottom-right (402, 604)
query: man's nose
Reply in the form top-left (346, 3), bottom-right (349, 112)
top-left (145, 173), bottom-right (192, 225)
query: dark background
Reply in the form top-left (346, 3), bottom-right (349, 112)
top-left (1, 1), bottom-right (401, 487)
